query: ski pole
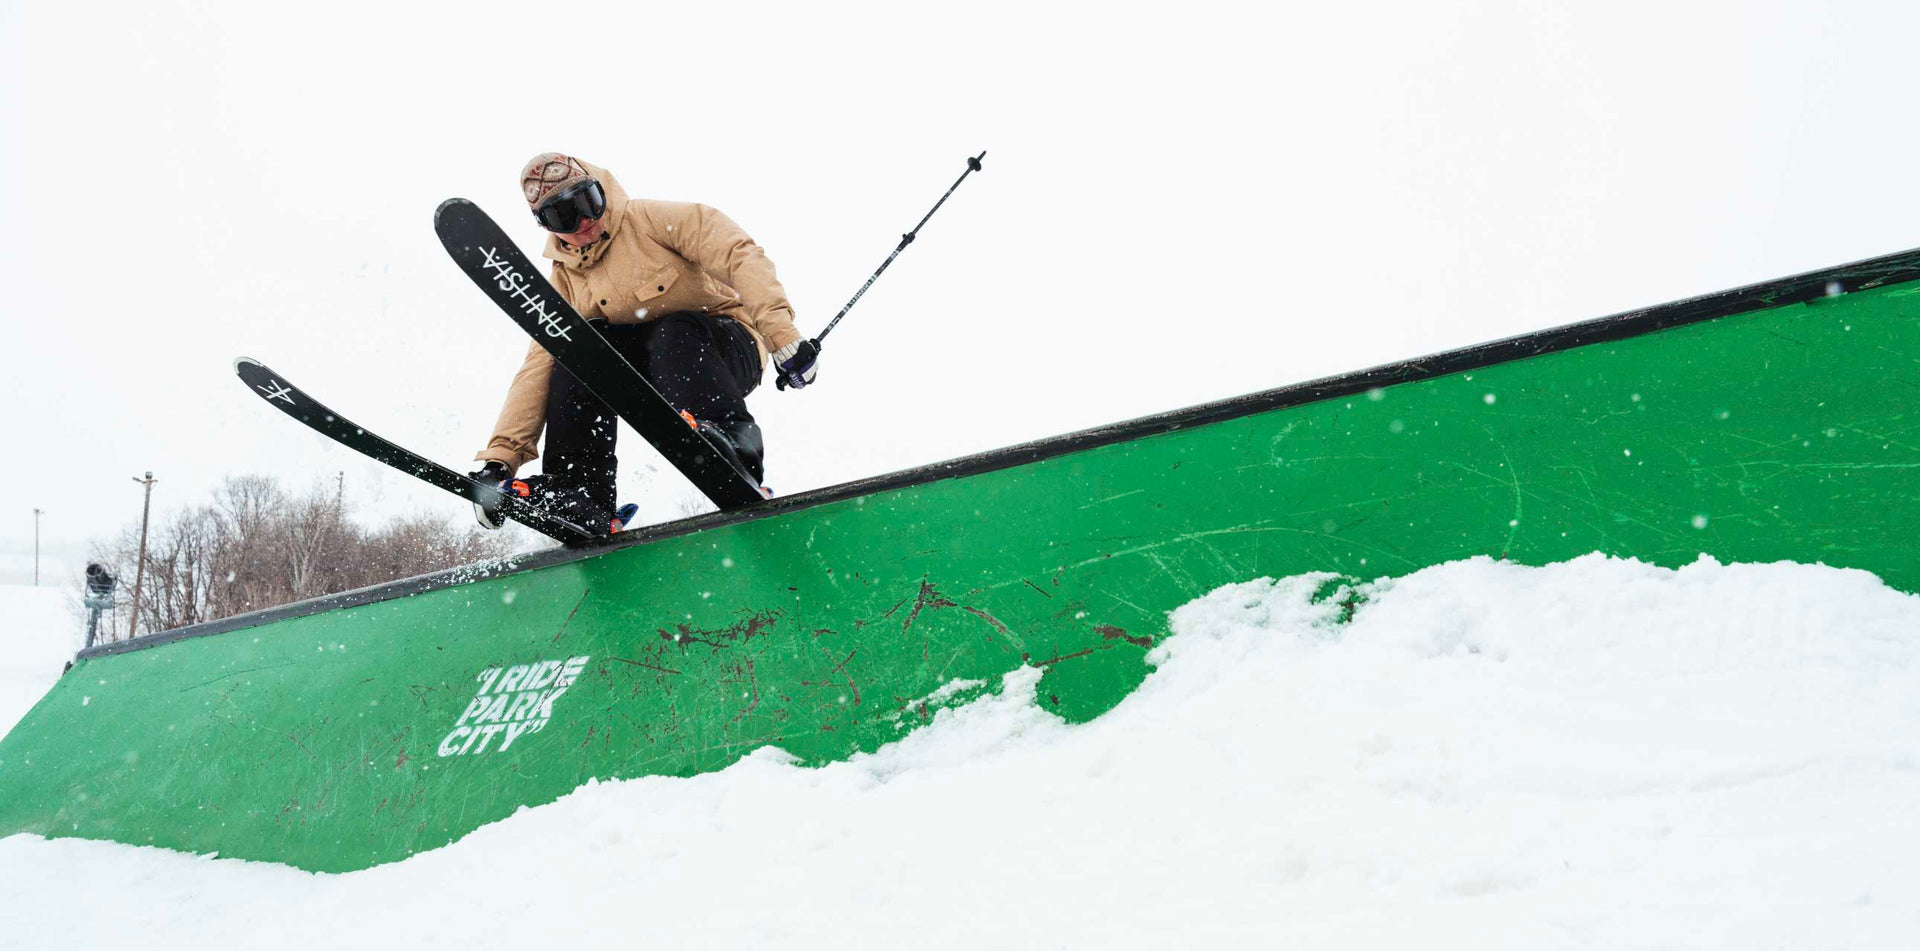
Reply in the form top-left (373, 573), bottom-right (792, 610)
top-left (777, 150), bottom-right (986, 390)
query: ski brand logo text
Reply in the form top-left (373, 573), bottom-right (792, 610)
top-left (478, 246), bottom-right (574, 341)
top-left (438, 655), bottom-right (590, 757)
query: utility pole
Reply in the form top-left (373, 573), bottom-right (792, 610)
top-left (128, 472), bottom-right (157, 639)
top-left (32, 508), bottom-right (42, 586)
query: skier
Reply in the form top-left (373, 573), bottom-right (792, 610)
top-left (467, 152), bottom-right (818, 532)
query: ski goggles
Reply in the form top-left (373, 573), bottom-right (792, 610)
top-left (532, 179), bottom-right (608, 233)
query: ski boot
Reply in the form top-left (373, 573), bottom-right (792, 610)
top-left (528, 475), bottom-right (635, 535)
top-left (679, 410), bottom-right (773, 498)
top-left (475, 469), bottom-right (636, 535)
top-left (612, 502), bottom-right (639, 532)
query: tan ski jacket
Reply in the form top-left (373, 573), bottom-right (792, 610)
top-left (475, 162), bottom-right (801, 472)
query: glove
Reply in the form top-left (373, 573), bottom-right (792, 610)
top-left (468, 460), bottom-right (512, 486)
top-left (772, 338), bottom-right (820, 391)
top-left (467, 461), bottom-right (514, 531)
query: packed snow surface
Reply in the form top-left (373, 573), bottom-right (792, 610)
top-left (4, 555), bottom-right (1919, 948)
top-left (0, 585), bottom-right (79, 736)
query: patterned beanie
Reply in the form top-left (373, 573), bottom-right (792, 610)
top-left (520, 152), bottom-right (592, 207)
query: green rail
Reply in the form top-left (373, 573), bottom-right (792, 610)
top-left (2, 253), bottom-right (1915, 871)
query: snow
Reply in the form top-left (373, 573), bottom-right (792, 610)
top-left (3, 556), bottom-right (1920, 948)
top-left (0, 585), bottom-right (80, 736)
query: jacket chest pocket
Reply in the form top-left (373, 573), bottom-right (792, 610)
top-left (635, 265), bottom-right (679, 301)
top-left (592, 266), bottom-right (679, 322)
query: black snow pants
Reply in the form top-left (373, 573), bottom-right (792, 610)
top-left (541, 312), bottom-right (762, 511)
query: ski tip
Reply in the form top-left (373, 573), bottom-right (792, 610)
top-left (234, 356), bottom-right (262, 373)
top-left (434, 197), bottom-right (474, 220)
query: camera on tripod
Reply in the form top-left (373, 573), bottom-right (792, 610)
top-left (83, 562), bottom-right (117, 647)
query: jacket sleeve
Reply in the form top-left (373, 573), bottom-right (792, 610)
top-left (474, 338), bottom-right (555, 472)
top-left (646, 201), bottom-right (803, 353)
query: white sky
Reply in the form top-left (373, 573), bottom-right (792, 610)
top-left (4, 0), bottom-right (1917, 586)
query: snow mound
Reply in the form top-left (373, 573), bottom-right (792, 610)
top-left (5, 554), bottom-right (1920, 949)
top-left (0, 584), bottom-right (81, 735)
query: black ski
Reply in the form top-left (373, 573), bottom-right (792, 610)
top-left (233, 357), bottom-right (598, 545)
top-left (432, 199), bottom-right (768, 510)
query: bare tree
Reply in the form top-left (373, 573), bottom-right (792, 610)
top-left (208, 474), bottom-right (286, 617)
top-left (83, 473), bottom-right (517, 643)
top-left (279, 476), bottom-right (347, 600)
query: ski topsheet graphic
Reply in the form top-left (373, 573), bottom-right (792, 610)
top-left (432, 199), bottom-right (769, 510)
top-left (234, 358), bottom-right (597, 545)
